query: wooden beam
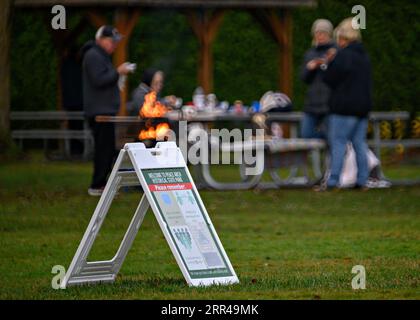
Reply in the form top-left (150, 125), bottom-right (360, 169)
top-left (208, 9), bottom-right (226, 43)
top-left (113, 8), bottom-right (140, 116)
top-left (278, 9), bottom-right (292, 97)
top-left (66, 16), bottom-right (89, 43)
top-left (186, 9), bottom-right (226, 94)
top-left (86, 11), bottom-right (107, 28)
top-left (14, 0), bottom-right (317, 8)
top-left (248, 9), bottom-right (278, 43)
top-left (253, 8), bottom-right (293, 97)
top-left (0, 0), bottom-right (13, 142)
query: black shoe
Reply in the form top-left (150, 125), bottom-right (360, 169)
top-left (352, 184), bottom-right (369, 191)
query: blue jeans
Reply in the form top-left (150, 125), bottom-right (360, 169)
top-left (301, 113), bottom-right (327, 139)
top-left (327, 114), bottom-right (369, 187)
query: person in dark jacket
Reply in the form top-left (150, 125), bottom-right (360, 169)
top-left (322, 18), bottom-right (372, 189)
top-left (81, 25), bottom-right (132, 196)
top-left (128, 68), bottom-right (177, 116)
top-left (300, 19), bottom-right (336, 139)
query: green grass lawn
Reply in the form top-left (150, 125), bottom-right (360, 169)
top-left (0, 152), bottom-right (419, 299)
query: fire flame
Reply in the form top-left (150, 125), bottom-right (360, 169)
top-left (138, 91), bottom-right (170, 140)
top-left (139, 122), bottom-right (170, 141)
top-left (139, 91), bottom-right (168, 118)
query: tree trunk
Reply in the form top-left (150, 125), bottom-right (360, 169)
top-left (0, 0), bottom-right (12, 146)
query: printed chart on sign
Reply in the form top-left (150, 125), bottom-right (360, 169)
top-left (143, 167), bottom-right (233, 279)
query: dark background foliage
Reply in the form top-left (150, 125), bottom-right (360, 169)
top-left (10, 0), bottom-right (420, 113)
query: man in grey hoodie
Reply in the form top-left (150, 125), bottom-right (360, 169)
top-left (81, 25), bottom-right (131, 196)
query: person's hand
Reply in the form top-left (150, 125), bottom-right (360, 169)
top-left (164, 95), bottom-right (177, 107)
top-left (117, 62), bottom-right (131, 75)
top-left (306, 58), bottom-right (324, 70)
top-left (325, 48), bottom-right (337, 62)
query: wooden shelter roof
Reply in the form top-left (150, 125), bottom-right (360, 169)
top-left (15, 0), bottom-right (316, 8)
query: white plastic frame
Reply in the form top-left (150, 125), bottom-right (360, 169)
top-left (61, 142), bottom-right (239, 288)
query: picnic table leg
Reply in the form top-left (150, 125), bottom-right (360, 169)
top-left (199, 139), bottom-right (264, 190)
top-left (311, 149), bottom-right (322, 180)
top-left (64, 136), bottom-right (71, 158)
top-left (373, 121), bottom-right (381, 160)
top-left (83, 120), bottom-right (92, 161)
top-left (372, 120), bottom-right (387, 180)
top-left (200, 162), bottom-right (262, 190)
top-left (43, 138), bottom-right (48, 157)
top-left (290, 123), bottom-right (298, 138)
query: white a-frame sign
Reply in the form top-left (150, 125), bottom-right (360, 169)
top-left (61, 142), bottom-right (239, 288)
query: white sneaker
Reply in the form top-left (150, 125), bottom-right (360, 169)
top-left (88, 187), bottom-right (104, 196)
top-left (366, 178), bottom-right (392, 189)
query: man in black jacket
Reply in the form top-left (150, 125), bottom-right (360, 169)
top-left (81, 25), bottom-right (131, 196)
top-left (322, 18), bottom-right (372, 189)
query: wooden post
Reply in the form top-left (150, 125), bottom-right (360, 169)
top-left (86, 11), bottom-right (107, 28)
top-left (0, 0), bottom-right (12, 142)
top-left (252, 9), bottom-right (293, 97)
top-left (265, 9), bottom-right (293, 97)
top-left (187, 9), bottom-right (225, 94)
top-left (278, 9), bottom-right (292, 98)
top-left (250, 9), bottom-right (293, 138)
top-left (113, 8), bottom-right (140, 116)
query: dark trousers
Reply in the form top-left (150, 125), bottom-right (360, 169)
top-left (88, 117), bottom-right (117, 189)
